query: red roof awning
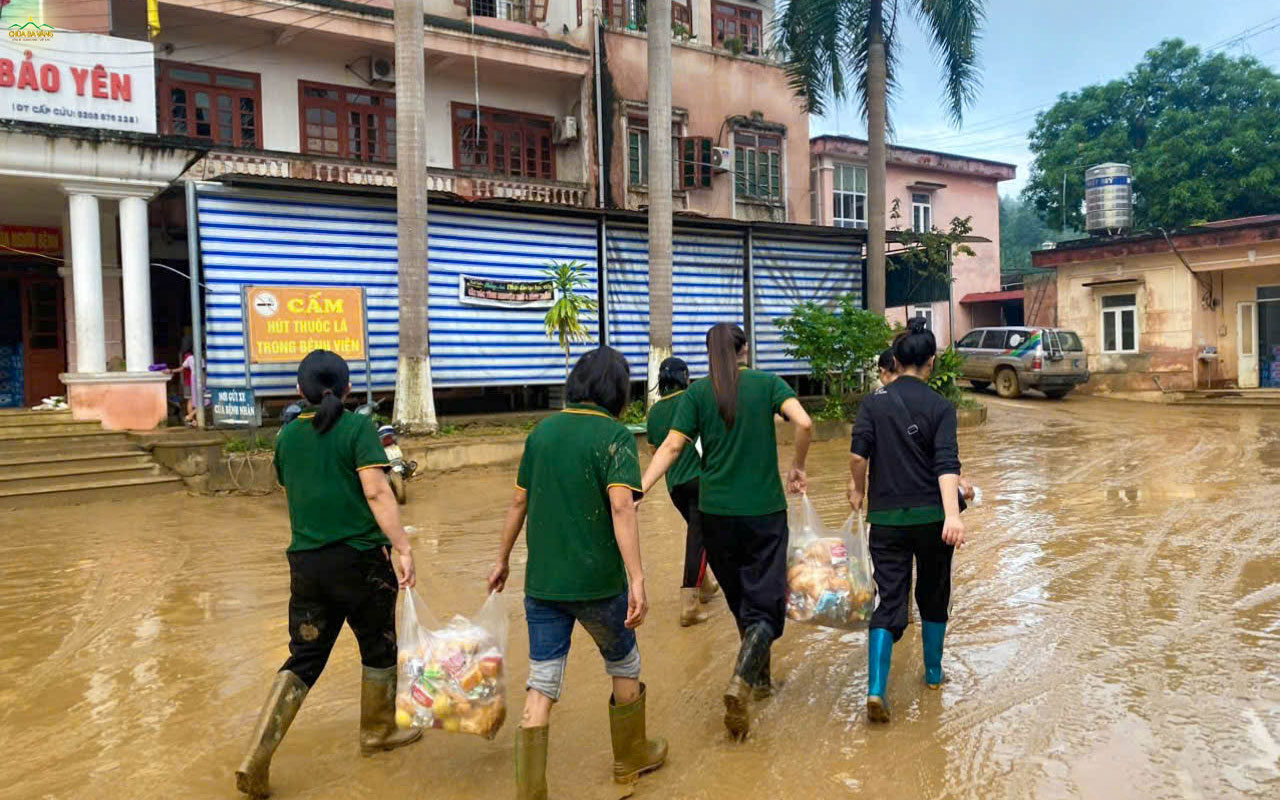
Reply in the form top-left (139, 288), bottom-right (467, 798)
top-left (959, 289), bottom-right (1024, 304)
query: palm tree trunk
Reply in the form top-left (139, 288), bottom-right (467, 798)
top-left (646, 0), bottom-right (674, 406)
top-left (392, 0), bottom-right (438, 433)
top-left (865, 0), bottom-right (888, 315)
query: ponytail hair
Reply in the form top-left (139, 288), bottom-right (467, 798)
top-left (706, 322), bottom-right (748, 427)
top-left (657, 356), bottom-right (689, 397)
top-left (297, 349), bottom-right (350, 434)
top-left (893, 316), bottom-right (937, 368)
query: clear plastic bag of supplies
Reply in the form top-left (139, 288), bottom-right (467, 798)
top-left (395, 589), bottom-right (508, 739)
top-left (786, 495), bottom-right (876, 630)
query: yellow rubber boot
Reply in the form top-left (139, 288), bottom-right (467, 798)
top-left (609, 683), bottom-right (668, 784)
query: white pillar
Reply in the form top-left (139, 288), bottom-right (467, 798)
top-left (119, 195), bottom-right (153, 371)
top-left (68, 193), bottom-right (106, 373)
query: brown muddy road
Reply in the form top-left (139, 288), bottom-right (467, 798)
top-left (1, 396), bottom-right (1278, 800)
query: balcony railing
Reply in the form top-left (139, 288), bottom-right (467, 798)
top-left (185, 151), bottom-right (589, 207)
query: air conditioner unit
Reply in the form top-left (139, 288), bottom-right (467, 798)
top-left (553, 116), bottom-right (579, 144)
top-left (371, 56), bottom-right (395, 84)
top-left (711, 146), bottom-right (733, 173)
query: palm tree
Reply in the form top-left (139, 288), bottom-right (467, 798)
top-left (647, 0), bottom-right (674, 406)
top-left (543, 261), bottom-right (599, 380)
top-left (391, 0), bottom-right (439, 432)
top-left (775, 0), bottom-right (984, 315)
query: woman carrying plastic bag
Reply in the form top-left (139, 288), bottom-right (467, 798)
top-left (486, 347), bottom-right (667, 800)
top-left (849, 319), bottom-right (966, 724)
top-left (786, 495), bottom-right (875, 630)
top-left (395, 589), bottom-right (508, 739)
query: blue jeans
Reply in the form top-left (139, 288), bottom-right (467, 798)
top-left (524, 591), bottom-right (640, 701)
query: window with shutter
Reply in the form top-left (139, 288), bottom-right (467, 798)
top-left (299, 81), bottom-right (396, 162)
top-left (452, 103), bottom-right (556, 179)
top-left (733, 131), bottom-right (783, 202)
top-left (159, 61), bottom-right (263, 148)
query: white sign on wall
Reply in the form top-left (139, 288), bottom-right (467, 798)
top-left (0, 31), bottom-right (156, 134)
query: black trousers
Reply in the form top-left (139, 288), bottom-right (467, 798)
top-left (669, 478), bottom-right (707, 589)
top-left (701, 510), bottom-right (788, 640)
top-left (281, 542), bottom-right (399, 687)
top-left (868, 521), bottom-right (954, 641)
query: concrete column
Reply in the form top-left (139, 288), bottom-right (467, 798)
top-left (119, 195), bottom-right (153, 371)
top-left (67, 193), bottom-right (106, 373)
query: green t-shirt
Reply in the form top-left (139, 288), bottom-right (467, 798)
top-left (517, 403), bottom-right (643, 602)
top-left (670, 368), bottom-right (797, 517)
top-left (645, 390), bottom-right (701, 492)
top-left (274, 410), bottom-right (391, 553)
top-left (868, 505), bottom-right (945, 527)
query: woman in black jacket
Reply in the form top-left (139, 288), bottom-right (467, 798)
top-left (848, 318), bottom-right (966, 724)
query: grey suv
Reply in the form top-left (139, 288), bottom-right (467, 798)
top-left (954, 326), bottom-right (1090, 399)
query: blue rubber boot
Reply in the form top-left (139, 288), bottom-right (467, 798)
top-left (866, 628), bottom-right (894, 724)
top-left (922, 621), bottom-right (946, 689)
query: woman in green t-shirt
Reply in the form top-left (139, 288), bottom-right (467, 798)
top-left (235, 350), bottom-right (420, 799)
top-left (487, 347), bottom-right (667, 798)
top-left (645, 356), bottom-right (719, 627)
top-left (642, 323), bottom-right (813, 741)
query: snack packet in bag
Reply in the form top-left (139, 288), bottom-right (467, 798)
top-left (785, 495), bottom-right (875, 630)
top-left (395, 589), bottom-right (508, 739)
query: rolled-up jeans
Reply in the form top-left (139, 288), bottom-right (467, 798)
top-left (524, 591), bottom-right (641, 702)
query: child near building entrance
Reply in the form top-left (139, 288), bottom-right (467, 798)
top-left (235, 350), bottom-right (420, 798)
top-left (487, 346), bottom-right (666, 799)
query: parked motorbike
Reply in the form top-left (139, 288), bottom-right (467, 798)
top-left (355, 400), bottom-right (417, 505)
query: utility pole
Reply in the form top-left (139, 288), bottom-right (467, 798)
top-left (392, 0), bottom-right (438, 433)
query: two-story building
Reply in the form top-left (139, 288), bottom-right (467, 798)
top-left (810, 135), bottom-right (1016, 345)
top-left (0, 0), bottom-right (866, 429)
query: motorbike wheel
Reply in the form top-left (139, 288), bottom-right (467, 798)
top-left (389, 471), bottom-right (407, 505)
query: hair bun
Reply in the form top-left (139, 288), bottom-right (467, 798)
top-left (908, 316), bottom-right (929, 334)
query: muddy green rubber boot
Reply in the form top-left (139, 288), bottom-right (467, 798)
top-left (866, 627), bottom-right (894, 724)
top-left (724, 623), bottom-right (771, 740)
top-left (235, 670), bottom-right (308, 798)
top-left (359, 665), bottom-right (424, 755)
top-left (609, 683), bottom-right (668, 784)
top-left (515, 725), bottom-right (549, 800)
top-left (922, 621), bottom-right (946, 689)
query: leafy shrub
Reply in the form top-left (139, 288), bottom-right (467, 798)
top-left (776, 294), bottom-right (893, 421)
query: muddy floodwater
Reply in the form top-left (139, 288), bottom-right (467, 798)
top-left (2, 397), bottom-right (1278, 799)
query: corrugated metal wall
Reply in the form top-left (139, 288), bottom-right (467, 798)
top-left (198, 185), bottom-right (862, 393)
top-left (198, 188), bottom-right (597, 395)
top-left (605, 226), bottom-right (745, 382)
top-left (751, 236), bottom-right (863, 375)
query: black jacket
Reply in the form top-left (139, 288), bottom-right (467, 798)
top-left (850, 375), bottom-right (961, 512)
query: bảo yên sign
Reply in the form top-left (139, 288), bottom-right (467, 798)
top-left (0, 31), bottom-right (156, 134)
top-left (458, 275), bottom-right (555, 309)
top-left (245, 286), bottom-right (366, 364)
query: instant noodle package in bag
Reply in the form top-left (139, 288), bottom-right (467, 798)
top-left (786, 494), bottom-right (875, 630)
top-left (395, 590), bottom-right (508, 739)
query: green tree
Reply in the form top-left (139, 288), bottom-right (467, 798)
top-left (999, 196), bottom-right (1077, 279)
top-left (775, 0), bottom-right (985, 315)
top-left (776, 294), bottom-right (893, 420)
top-left (543, 261), bottom-right (599, 380)
top-left (888, 203), bottom-right (974, 317)
top-left (1024, 40), bottom-right (1280, 231)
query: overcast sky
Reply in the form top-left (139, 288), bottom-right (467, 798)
top-left (808, 0), bottom-right (1280, 198)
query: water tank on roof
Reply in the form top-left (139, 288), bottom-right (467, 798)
top-left (1085, 163), bottom-right (1133, 236)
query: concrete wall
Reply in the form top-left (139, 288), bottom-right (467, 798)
top-left (603, 30), bottom-right (808, 221)
top-left (1024, 272), bottom-right (1058, 328)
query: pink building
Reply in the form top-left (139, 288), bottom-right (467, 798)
top-left (810, 136), bottom-right (1016, 344)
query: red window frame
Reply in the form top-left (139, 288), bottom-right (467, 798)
top-left (157, 60), bottom-right (262, 148)
top-left (712, 2), bottom-right (763, 54)
top-left (605, 0), bottom-right (694, 34)
top-left (451, 103), bottom-right (556, 180)
top-left (298, 81), bottom-right (397, 164)
top-left (453, 0), bottom-right (548, 23)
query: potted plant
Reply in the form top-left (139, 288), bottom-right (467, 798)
top-left (543, 260), bottom-right (598, 383)
top-left (724, 36), bottom-right (743, 56)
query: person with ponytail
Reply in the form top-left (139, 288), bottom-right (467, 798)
top-left (848, 317), bottom-right (965, 725)
top-left (235, 350), bottom-right (420, 798)
top-left (645, 356), bottom-right (719, 627)
top-left (642, 323), bottom-right (812, 741)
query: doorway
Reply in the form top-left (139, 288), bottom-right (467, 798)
top-left (0, 273), bottom-right (66, 407)
top-left (1259, 286), bottom-right (1280, 389)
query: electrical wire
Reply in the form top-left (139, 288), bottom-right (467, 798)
top-left (0, 244), bottom-right (210, 289)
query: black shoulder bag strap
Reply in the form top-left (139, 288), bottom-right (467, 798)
top-left (882, 385), bottom-right (967, 513)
